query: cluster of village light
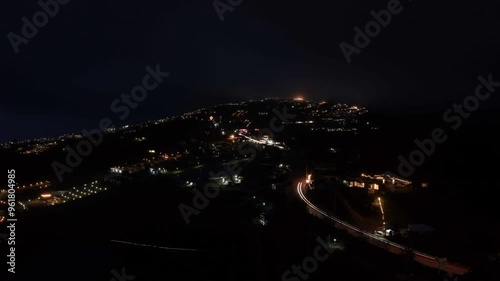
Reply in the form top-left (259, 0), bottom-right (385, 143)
top-left (60, 181), bottom-right (106, 203)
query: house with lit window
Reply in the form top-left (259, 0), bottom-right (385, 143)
top-left (342, 171), bottom-right (412, 193)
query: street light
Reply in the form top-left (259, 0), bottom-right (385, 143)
top-left (306, 174), bottom-right (312, 184)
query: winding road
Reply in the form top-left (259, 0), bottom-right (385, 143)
top-left (296, 181), bottom-right (470, 276)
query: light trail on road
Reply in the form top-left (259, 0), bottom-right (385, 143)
top-left (111, 239), bottom-right (203, 252)
top-left (296, 181), bottom-right (470, 275)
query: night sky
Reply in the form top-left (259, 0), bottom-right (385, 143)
top-left (1, 0), bottom-right (500, 141)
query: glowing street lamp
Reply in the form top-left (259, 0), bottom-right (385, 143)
top-left (306, 174), bottom-right (312, 184)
